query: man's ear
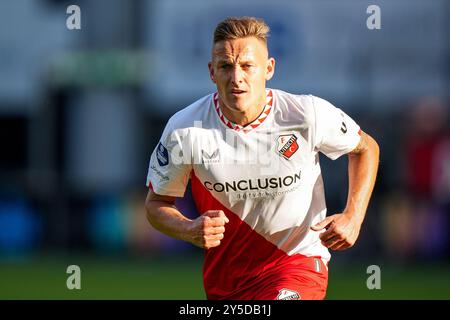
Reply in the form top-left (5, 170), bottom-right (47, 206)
top-left (208, 62), bottom-right (216, 83)
top-left (265, 57), bottom-right (276, 81)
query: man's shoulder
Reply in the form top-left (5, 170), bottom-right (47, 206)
top-left (271, 88), bottom-right (316, 108)
top-left (271, 88), bottom-right (320, 118)
top-left (166, 93), bottom-right (213, 130)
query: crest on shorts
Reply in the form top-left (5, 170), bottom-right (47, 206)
top-left (277, 134), bottom-right (299, 160)
top-left (276, 288), bottom-right (301, 300)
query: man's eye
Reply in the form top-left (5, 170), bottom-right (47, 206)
top-left (243, 64), bottom-right (254, 68)
top-left (220, 64), bottom-right (232, 69)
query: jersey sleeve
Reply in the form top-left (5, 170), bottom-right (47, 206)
top-left (312, 96), bottom-right (361, 160)
top-left (146, 119), bottom-right (192, 197)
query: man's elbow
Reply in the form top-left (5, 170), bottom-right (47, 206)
top-left (349, 132), bottom-right (380, 159)
top-left (144, 198), bottom-right (158, 226)
top-left (144, 193), bottom-right (176, 226)
top-left (367, 134), bottom-right (380, 159)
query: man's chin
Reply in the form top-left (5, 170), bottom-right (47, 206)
top-left (224, 103), bottom-right (248, 113)
top-left (223, 97), bottom-right (251, 112)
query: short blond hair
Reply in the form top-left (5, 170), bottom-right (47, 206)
top-left (213, 17), bottom-right (270, 45)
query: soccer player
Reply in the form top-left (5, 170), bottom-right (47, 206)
top-left (145, 17), bottom-right (379, 300)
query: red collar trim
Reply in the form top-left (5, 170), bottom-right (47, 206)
top-left (213, 90), bottom-right (273, 133)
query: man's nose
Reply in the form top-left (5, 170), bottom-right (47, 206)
top-left (230, 66), bottom-right (244, 84)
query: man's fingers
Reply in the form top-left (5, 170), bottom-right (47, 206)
top-left (210, 226), bottom-right (225, 234)
top-left (209, 240), bottom-right (221, 248)
top-left (213, 217), bottom-right (229, 227)
top-left (330, 241), bottom-right (347, 251)
top-left (220, 211), bottom-right (230, 224)
top-left (205, 233), bottom-right (224, 241)
top-left (204, 236), bottom-right (221, 249)
top-left (199, 210), bottom-right (229, 250)
top-left (218, 211), bottom-right (229, 223)
top-left (321, 235), bottom-right (338, 248)
top-left (203, 228), bottom-right (224, 239)
top-left (311, 216), bottom-right (334, 231)
top-left (205, 216), bottom-right (228, 227)
top-left (204, 210), bottom-right (229, 224)
top-left (319, 223), bottom-right (337, 241)
top-left (204, 210), bottom-right (224, 218)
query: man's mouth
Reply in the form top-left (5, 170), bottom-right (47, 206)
top-left (230, 89), bottom-right (246, 95)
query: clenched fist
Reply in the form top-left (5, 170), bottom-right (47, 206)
top-left (188, 210), bottom-right (229, 249)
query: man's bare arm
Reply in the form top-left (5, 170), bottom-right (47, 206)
top-left (345, 131), bottom-right (380, 225)
top-left (311, 131), bottom-right (380, 250)
top-left (145, 189), bottom-right (229, 249)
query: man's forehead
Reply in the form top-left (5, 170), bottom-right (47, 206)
top-left (212, 38), bottom-right (268, 60)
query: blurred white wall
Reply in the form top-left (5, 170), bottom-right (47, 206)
top-left (142, 0), bottom-right (448, 113)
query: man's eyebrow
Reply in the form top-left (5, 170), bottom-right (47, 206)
top-left (216, 59), bottom-right (233, 64)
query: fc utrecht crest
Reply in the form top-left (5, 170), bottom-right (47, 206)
top-left (277, 134), bottom-right (299, 159)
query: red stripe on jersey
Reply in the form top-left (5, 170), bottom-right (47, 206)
top-left (190, 173), bottom-right (325, 299)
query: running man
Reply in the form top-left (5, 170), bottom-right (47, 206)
top-left (145, 16), bottom-right (379, 300)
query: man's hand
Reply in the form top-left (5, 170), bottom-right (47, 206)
top-left (310, 131), bottom-right (379, 252)
top-left (145, 190), bottom-right (229, 249)
top-left (188, 210), bottom-right (229, 249)
top-left (310, 213), bottom-right (361, 251)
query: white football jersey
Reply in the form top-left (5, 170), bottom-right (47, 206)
top-left (146, 89), bottom-right (361, 298)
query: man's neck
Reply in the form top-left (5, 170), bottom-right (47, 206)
top-left (219, 94), bottom-right (267, 127)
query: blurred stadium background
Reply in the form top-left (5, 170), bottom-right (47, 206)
top-left (1, 0), bottom-right (450, 299)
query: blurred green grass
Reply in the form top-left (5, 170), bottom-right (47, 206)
top-left (0, 254), bottom-right (449, 299)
